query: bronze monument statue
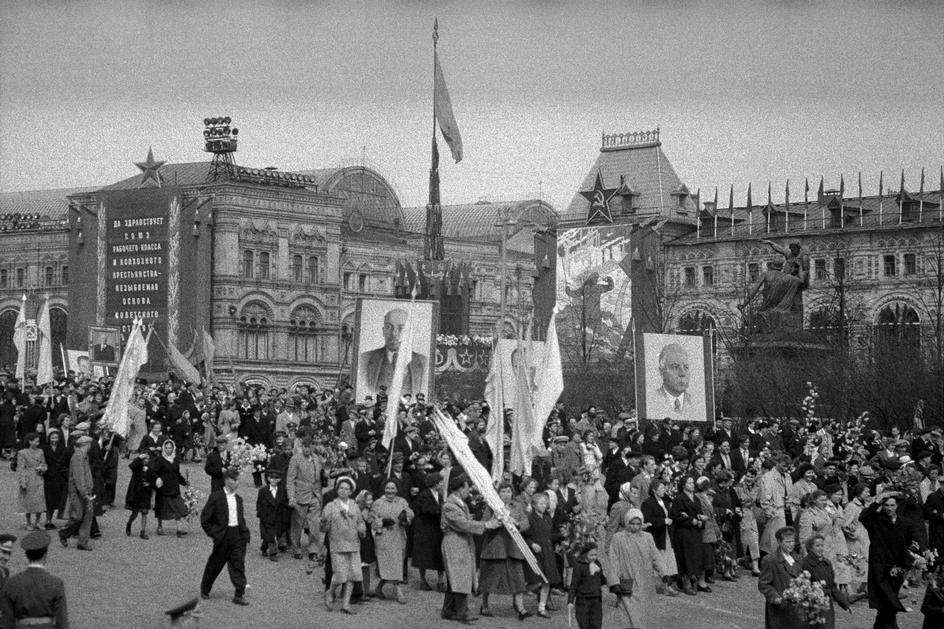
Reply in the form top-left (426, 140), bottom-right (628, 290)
top-left (738, 239), bottom-right (811, 334)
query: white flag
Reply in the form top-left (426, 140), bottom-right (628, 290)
top-left (483, 341), bottom-right (505, 481)
top-left (35, 298), bottom-right (54, 386)
top-left (383, 297), bottom-right (418, 452)
top-left (13, 295), bottom-right (27, 384)
top-left (103, 320), bottom-right (150, 438)
top-left (434, 50), bottom-right (463, 163)
top-left (531, 310), bottom-right (563, 451)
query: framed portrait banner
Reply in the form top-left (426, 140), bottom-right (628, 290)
top-left (352, 298), bottom-right (438, 403)
top-left (88, 325), bottom-right (121, 367)
top-left (634, 331), bottom-right (714, 423)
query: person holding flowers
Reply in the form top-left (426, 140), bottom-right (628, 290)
top-left (152, 440), bottom-right (190, 537)
top-left (370, 478), bottom-right (414, 604)
top-left (758, 526), bottom-right (804, 629)
top-left (320, 476), bottom-right (365, 614)
top-left (800, 534), bottom-right (851, 629)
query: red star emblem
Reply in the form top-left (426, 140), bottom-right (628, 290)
top-left (134, 147), bottom-right (165, 188)
top-left (580, 170), bottom-right (619, 225)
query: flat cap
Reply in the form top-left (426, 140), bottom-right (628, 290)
top-left (20, 530), bottom-right (50, 551)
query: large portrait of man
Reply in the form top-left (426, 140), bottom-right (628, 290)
top-left (88, 326), bottom-right (120, 366)
top-left (634, 332), bottom-right (714, 422)
top-left (353, 298), bottom-right (436, 403)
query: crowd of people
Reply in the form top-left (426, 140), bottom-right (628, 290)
top-left (1, 370), bottom-right (944, 628)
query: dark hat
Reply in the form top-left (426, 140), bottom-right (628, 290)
top-left (165, 597), bottom-right (199, 621)
top-left (671, 445), bottom-right (690, 460)
top-left (552, 436), bottom-right (569, 444)
top-left (20, 530), bottom-right (50, 551)
top-left (223, 468), bottom-right (240, 480)
top-left (627, 451), bottom-right (643, 459)
top-left (266, 468), bottom-right (283, 478)
top-left (916, 450), bottom-right (933, 461)
top-left (274, 430), bottom-right (287, 438)
top-left (391, 452), bottom-right (405, 462)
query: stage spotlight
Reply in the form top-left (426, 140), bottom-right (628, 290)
top-left (232, 128), bottom-right (238, 136)
top-left (204, 118), bottom-right (211, 126)
top-left (223, 116), bottom-right (231, 124)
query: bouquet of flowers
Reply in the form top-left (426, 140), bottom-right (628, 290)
top-left (182, 485), bottom-right (204, 522)
top-left (801, 382), bottom-right (820, 424)
top-left (226, 437), bottom-right (269, 473)
top-left (781, 570), bottom-right (831, 626)
top-left (555, 507), bottom-right (607, 562)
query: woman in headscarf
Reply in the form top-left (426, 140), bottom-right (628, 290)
top-left (354, 489), bottom-right (376, 597)
top-left (321, 477), bottom-right (366, 614)
top-left (370, 478), bottom-right (414, 604)
top-left (735, 467), bottom-right (762, 576)
top-left (641, 479), bottom-right (679, 595)
top-left (523, 492), bottom-right (562, 617)
top-left (605, 482), bottom-right (637, 554)
top-left (41, 428), bottom-right (70, 529)
top-left (842, 482), bottom-right (871, 602)
top-left (16, 432), bottom-right (47, 530)
top-left (124, 450), bottom-right (154, 539)
top-left (411, 472), bottom-right (446, 592)
top-left (151, 439), bottom-right (189, 537)
top-left (607, 507), bottom-right (663, 628)
top-left (479, 481), bottom-right (532, 620)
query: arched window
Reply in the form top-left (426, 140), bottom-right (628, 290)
top-left (242, 251), bottom-right (254, 279)
top-left (677, 310), bottom-right (718, 357)
top-left (237, 302), bottom-right (271, 360)
top-left (0, 309), bottom-right (19, 370)
top-left (292, 255), bottom-right (303, 282)
top-left (875, 304), bottom-right (920, 360)
top-left (257, 252), bottom-right (270, 280)
top-left (50, 307), bottom-right (67, 369)
top-left (308, 256), bottom-right (320, 284)
top-left (289, 305), bottom-right (322, 363)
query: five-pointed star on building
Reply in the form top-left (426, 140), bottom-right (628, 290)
top-left (134, 147), bottom-right (165, 188)
top-left (580, 170), bottom-right (619, 225)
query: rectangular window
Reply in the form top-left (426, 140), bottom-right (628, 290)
top-left (829, 208), bottom-right (843, 228)
top-left (307, 256), bottom-right (319, 284)
top-left (358, 274), bottom-right (368, 292)
top-left (15, 268), bottom-right (24, 288)
top-left (702, 266), bottom-right (714, 287)
top-left (242, 250), bottom-right (254, 279)
top-left (883, 254), bottom-right (896, 277)
top-left (44, 266), bottom-right (54, 286)
top-left (683, 267), bottom-right (696, 287)
top-left (0, 269), bottom-right (7, 288)
top-left (834, 257), bottom-right (846, 279)
top-left (292, 255), bottom-right (303, 282)
top-left (257, 252), bottom-right (270, 280)
top-left (61, 266), bottom-right (68, 286)
top-left (343, 272), bottom-right (352, 291)
top-left (814, 259), bottom-right (827, 281)
top-left (747, 263), bottom-right (759, 284)
top-left (904, 253), bottom-right (917, 275)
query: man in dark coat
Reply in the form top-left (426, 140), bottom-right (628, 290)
top-left (0, 531), bottom-right (69, 628)
top-left (204, 435), bottom-right (230, 494)
top-left (200, 468), bottom-right (250, 605)
top-left (923, 479), bottom-right (944, 557)
top-left (859, 491), bottom-right (926, 629)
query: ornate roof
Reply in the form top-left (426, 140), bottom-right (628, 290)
top-left (401, 200), bottom-right (558, 241)
top-left (561, 129), bottom-right (697, 228)
top-left (293, 166), bottom-right (405, 232)
top-left (0, 186), bottom-right (97, 221)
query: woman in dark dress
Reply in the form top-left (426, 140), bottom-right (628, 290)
top-left (801, 534), bottom-right (850, 629)
top-left (355, 489), bottom-right (377, 597)
top-left (411, 473), bottom-right (445, 591)
top-left (479, 482), bottom-right (532, 620)
top-left (151, 440), bottom-right (189, 537)
top-left (0, 396), bottom-right (16, 459)
top-left (523, 492), bottom-right (562, 618)
top-left (669, 475), bottom-right (708, 594)
top-left (124, 451), bottom-right (154, 539)
top-left (41, 428), bottom-right (70, 528)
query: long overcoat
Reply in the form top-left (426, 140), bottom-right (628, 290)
top-left (757, 550), bottom-right (804, 629)
top-left (440, 493), bottom-right (486, 594)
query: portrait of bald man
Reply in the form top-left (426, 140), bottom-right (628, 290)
top-left (358, 307), bottom-right (428, 397)
top-left (647, 342), bottom-right (697, 421)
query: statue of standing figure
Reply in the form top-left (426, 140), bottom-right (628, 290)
top-left (739, 239), bottom-right (811, 332)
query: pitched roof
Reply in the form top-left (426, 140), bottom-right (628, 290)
top-left (561, 133), bottom-right (697, 228)
top-left (0, 186), bottom-right (98, 220)
top-left (100, 162), bottom-right (214, 190)
top-left (401, 200), bottom-right (558, 241)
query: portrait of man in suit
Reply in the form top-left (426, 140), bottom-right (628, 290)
top-left (89, 329), bottom-right (118, 364)
top-left (638, 333), bottom-right (710, 423)
top-left (357, 307), bottom-right (428, 398)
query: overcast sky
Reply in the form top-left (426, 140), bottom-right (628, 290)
top-left (1, 0), bottom-right (941, 212)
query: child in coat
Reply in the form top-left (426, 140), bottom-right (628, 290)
top-left (567, 543), bottom-right (606, 629)
top-left (256, 468), bottom-right (289, 560)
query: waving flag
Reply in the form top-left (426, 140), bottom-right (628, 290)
top-left (531, 309), bottom-right (563, 453)
top-left (13, 295), bottom-right (27, 385)
top-left (103, 319), bottom-right (150, 438)
top-left (433, 19), bottom-right (463, 163)
top-left (483, 340), bottom-right (505, 481)
top-left (35, 298), bottom-right (54, 387)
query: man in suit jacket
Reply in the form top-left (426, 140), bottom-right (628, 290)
top-left (91, 334), bottom-right (115, 363)
top-left (358, 308), bottom-right (428, 397)
top-left (59, 436), bottom-right (95, 550)
top-left (204, 434), bottom-right (231, 493)
top-left (256, 468), bottom-right (288, 561)
top-left (286, 441), bottom-right (324, 562)
top-left (646, 343), bottom-right (697, 421)
top-left (0, 531), bottom-right (69, 629)
top-left (730, 435), bottom-right (752, 478)
top-left (200, 468), bottom-right (250, 605)
top-left (758, 526), bottom-right (803, 628)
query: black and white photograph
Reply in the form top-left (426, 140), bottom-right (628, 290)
top-left (0, 2), bottom-right (941, 628)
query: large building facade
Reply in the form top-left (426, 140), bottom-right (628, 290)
top-left (0, 153), bottom-right (557, 391)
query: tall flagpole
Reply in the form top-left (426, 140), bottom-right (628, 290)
top-left (426, 19), bottom-right (443, 262)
